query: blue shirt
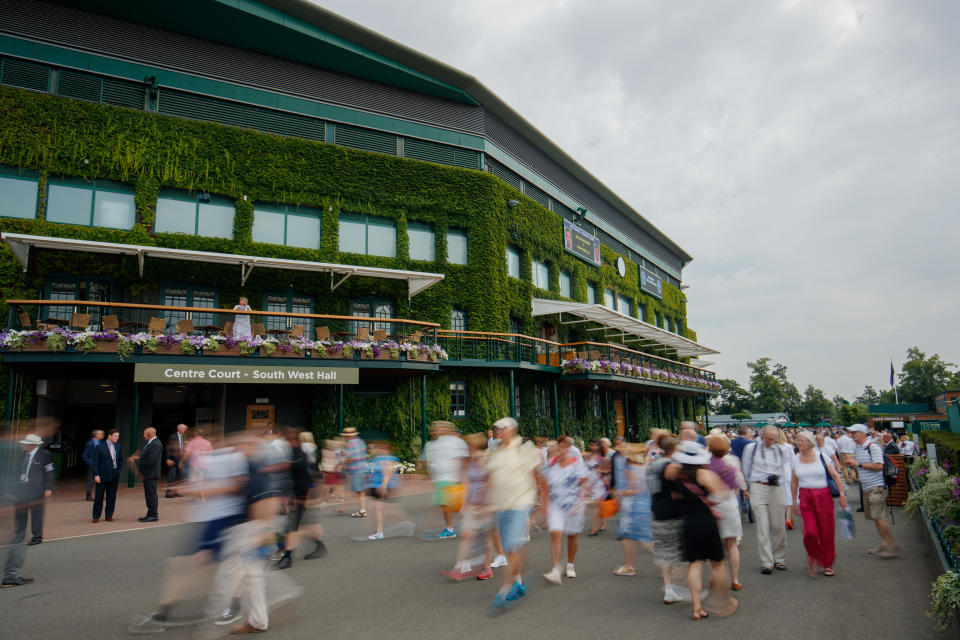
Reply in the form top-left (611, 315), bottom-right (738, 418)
top-left (730, 436), bottom-right (750, 459)
top-left (367, 455), bottom-right (400, 489)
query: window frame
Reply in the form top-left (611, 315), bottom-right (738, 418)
top-left (447, 227), bottom-right (468, 265)
top-left (262, 291), bottom-right (315, 335)
top-left (536, 384), bottom-right (554, 419)
top-left (450, 381), bottom-right (468, 419)
top-left (0, 167), bottom-right (40, 220)
top-left (45, 176), bottom-right (136, 230)
top-left (42, 274), bottom-right (113, 324)
top-left (604, 287), bottom-right (616, 310)
top-left (532, 259), bottom-right (550, 290)
top-left (407, 221), bottom-right (436, 262)
top-left (350, 297), bottom-right (394, 334)
top-left (252, 202), bottom-right (322, 250)
top-left (506, 245), bottom-right (522, 279)
top-left (160, 285), bottom-right (220, 333)
top-left (617, 293), bottom-right (631, 316)
top-left (450, 308), bottom-right (467, 331)
top-left (338, 212), bottom-right (397, 258)
top-left (587, 281), bottom-right (598, 305)
top-left (559, 270), bottom-right (572, 298)
top-left (155, 189), bottom-right (235, 238)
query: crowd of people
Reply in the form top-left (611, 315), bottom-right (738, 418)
top-left (1, 415), bottom-right (914, 633)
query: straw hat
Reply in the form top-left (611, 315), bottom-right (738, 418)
top-left (340, 427), bottom-right (359, 438)
top-left (18, 434), bottom-right (43, 446)
top-left (672, 440), bottom-right (711, 465)
top-left (625, 444), bottom-right (646, 464)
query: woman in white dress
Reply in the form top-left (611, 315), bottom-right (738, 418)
top-left (232, 296), bottom-right (252, 338)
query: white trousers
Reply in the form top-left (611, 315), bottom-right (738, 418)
top-left (212, 521), bottom-right (271, 631)
top-left (749, 481), bottom-right (786, 567)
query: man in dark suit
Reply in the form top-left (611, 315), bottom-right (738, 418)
top-left (81, 429), bottom-right (104, 501)
top-left (165, 423), bottom-right (188, 498)
top-left (3, 433), bottom-right (55, 586)
top-left (91, 429), bottom-right (123, 523)
top-left (132, 427), bottom-right (162, 522)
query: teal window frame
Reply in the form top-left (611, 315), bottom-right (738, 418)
top-left (0, 167), bottom-right (40, 220)
top-left (604, 288), bottom-right (616, 310)
top-left (450, 381), bottom-right (468, 419)
top-left (45, 177), bottom-right (136, 229)
top-left (617, 293), bottom-right (631, 316)
top-left (559, 270), bottom-right (572, 298)
top-left (637, 303), bottom-right (646, 321)
top-left (263, 291), bottom-right (315, 336)
top-left (450, 308), bottom-right (466, 331)
top-left (252, 203), bottom-right (321, 250)
top-left (447, 228), bottom-right (468, 265)
top-left (587, 282), bottom-right (598, 305)
top-left (155, 189), bottom-right (235, 239)
top-left (407, 222), bottom-right (436, 262)
top-left (506, 246), bottom-right (521, 279)
top-left (42, 274), bottom-right (112, 324)
top-left (350, 298), bottom-right (394, 334)
top-left (161, 285), bottom-right (219, 333)
top-left (338, 212), bottom-right (397, 257)
top-left (532, 259), bottom-right (550, 290)
top-left (536, 384), bottom-right (553, 419)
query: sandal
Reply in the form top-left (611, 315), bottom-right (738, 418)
top-left (613, 566), bottom-right (636, 576)
top-left (351, 510), bottom-right (367, 518)
top-left (774, 562), bottom-right (787, 571)
top-left (731, 581), bottom-right (742, 591)
top-left (823, 567), bottom-right (834, 577)
top-left (588, 530), bottom-right (599, 536)
top-left (693, 609), bottom-right (709, 620)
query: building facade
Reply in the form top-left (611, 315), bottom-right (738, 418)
top-left (0, 0), bottom-right (718, 477)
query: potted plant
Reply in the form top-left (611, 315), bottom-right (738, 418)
top-left (72, 332), bottom-right (97, 354)
top-left (1, 330), bottom-right (25, 352)
top-left (117, 336), bottom-right (135, 361)
top-left (46, 331), bottom-right (67, 352)
top-left (928, 571), bottom-right (960, 631)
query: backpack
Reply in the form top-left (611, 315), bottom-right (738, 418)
top-left (882, 452), bottom-right (899, 487)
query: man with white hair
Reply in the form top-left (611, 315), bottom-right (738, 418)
top-left (486, 417), bottom-right (541, 612)
top-left (741, 426), bottom-right (791, 574)
top-left (845, 424), bottom-right (902, 558)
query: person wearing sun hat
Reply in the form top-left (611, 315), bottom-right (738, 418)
top-left (664, 440), bottom-right (738, 620)
top-left (3, 433), bottom-right (55, 587)
top-left (341, 427), bottom-right (368, 518)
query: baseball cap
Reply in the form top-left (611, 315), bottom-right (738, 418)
top-left (846, 424), bottom-right (868, 434)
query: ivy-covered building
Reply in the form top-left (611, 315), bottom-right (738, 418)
top-left (0, 0), bottom-right (718, 471)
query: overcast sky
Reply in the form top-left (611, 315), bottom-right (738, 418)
top-left (316, 0), bottom-right (960, 400)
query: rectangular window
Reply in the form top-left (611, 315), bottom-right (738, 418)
top-left (162, 287), bottom-right (219, 333)
top-left (566, 389), bottom-right (577, 419)
top-left (514, 385), bottom-right (522, 419)
top-left (593, 390), bottom-right (602, 418)
top-left (408, 223), bottom-right (436, 261)
top-left (587, 282), bottom-right (597, 305)
top-left (450, 382), bottom-right (467, 418)
top-left (559, 270), bottom-right (572, 298)
top-left (532, 260), bottom-right (549, 290)
top-left (447, 228), bottom-right (468, 265)
top-left (44, 278), bottom-right (110, 325)
top-left (506, 246), bottom-right (521, 279)
top-left (350, 299), bottom-right (393, 334)
top-left (46, 179), bottom-right (135, 229)
top-left (338, 213), bottom-right (396, 257)
top-left (155, 191), bottom-right (234, 238)
top-left (252, 204), bottom-right (321, 250)
top-left (536, 384), bottom-right (553, 419)
top-left (0, 173), bottom-right (38, 219)
top-left (450, 308), bottom-right (466, 331)
top-left (617, 293), bottom-right (630, 316)
top-left (637, 303), bottom-right (645, 320)
top-left (265, 293), bottom-right (314, 336)
top-left (604, 288), bottom-right (616, 310)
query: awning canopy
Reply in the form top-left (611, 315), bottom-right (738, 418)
top-left (531, 298), bottom-right (719, 358)
top-left (1, 233), bottom-right (443, 298)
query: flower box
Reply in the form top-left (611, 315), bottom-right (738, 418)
top-left (21, 343), bottom-right (52, 351)
top-left (320, 351), bottom-right (345, 359)
top-left (148, 344), bottom-right (186, 356)
top-left (265, 348), bottom-right (307, 358)
top-left (361, 351), bottom-right (395, 360)
top-left (93, 341), bottom-right (119, 353)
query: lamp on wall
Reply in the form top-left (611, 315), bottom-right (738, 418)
top-left (506, 199), bottom-right (520, 209)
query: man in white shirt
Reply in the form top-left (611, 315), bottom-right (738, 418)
top-left (835, 431), bottom-right (857, 485)
top-left (741, 426), bottom-right (790, 574)
top-left (844, 424), bottom-right (902, 557)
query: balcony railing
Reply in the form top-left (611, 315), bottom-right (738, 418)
top-left (1, 300), bottom-right (717, 391)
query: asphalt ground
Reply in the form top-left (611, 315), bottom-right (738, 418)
top-left (0, 489), bottom-right (949, 640)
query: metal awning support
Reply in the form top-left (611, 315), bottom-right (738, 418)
top-left (531, 298), bottom-right (719, 358)
top-left (1, 233), bottom-right (445, 298)
top-left (331, 269), bottom-right (356, 292)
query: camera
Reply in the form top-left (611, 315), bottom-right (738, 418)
top-left (766, 475), bottom-right (779, 487)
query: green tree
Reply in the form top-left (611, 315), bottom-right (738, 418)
top-left (897, 347), bottom-right (957, 405)
top-left (796, 385), bottom-right (834, 425)
top-left (773, 363), bottom-right (802, 420)
top-left (712, 378), bottom-right (753, 414)
top-left (747, 358), bottom-right (783, 413)
top-left (855, 385), bottom-right (895, 406)
top-left (838, 402), bottom-right (868, 425)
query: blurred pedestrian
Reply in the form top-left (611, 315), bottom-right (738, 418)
top-left (365, 442), bottom-right (402, 540)
top-left (165, 423), bottom-right (188, 498)
top-left (706, 435), bottom-right (746, 590)
top-left (341, 427), bottom-right (368, 518)
top-left (541, 436), bottom-right (590, 584)
top-left (425, 421), bottom-right (468, 539)
top-left (2, 433), bottom-right (54, 586)
top-left (487, 417), bottom-right (541, 612)
top-left (273, 429), bottom-right (326, 568)
top-left (613, 444), bottom-right (653, 577)
top-left (91, 429), bottom-right (123, 522)
top-left (320, 438), bottom-right (345, 502)
top-left (648, 434), bottom-right (684, 603)
top-left (442, 433), bottom-right (497, 581)
top-left (82, 429), bottom-right (104, 501)
top-left (584, 440), bottom-right (609, 536)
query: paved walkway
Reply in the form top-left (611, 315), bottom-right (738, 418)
top-left (0, 483), bottom-right (950, 639)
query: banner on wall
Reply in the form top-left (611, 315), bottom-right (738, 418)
top-left (639, 266), bottom-right (663, 299)
top-left (562, 219), bottom-right (601, 266)
top-left (134, 363), bottom-right (359, 384)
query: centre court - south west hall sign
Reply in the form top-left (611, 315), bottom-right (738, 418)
top-left (134, 363), bottom-right (359, 384)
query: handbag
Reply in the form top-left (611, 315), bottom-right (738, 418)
top-left (820, 453), bottom-right (840, 498)
top-left (599, 497), bottom-right (619, 519)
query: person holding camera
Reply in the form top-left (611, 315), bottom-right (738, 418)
top-left (741, 426), bottom-right (793, 575)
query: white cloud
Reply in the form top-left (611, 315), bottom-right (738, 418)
top-left (316, 0), bottom-right (960, 399)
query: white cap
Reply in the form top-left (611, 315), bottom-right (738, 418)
top-left (492, 417), bottom-right (518, 431)
top-left (846, 424), bottom-right (868, 434)
top-left (18, 434), bottom-right (43, 445)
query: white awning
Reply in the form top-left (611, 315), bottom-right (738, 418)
top-left (689, 358), bottom-right (715, 368)
top-left (531, 298), bottom-right (719, 358)
top-left (1, 233), bottom-right (443, 298)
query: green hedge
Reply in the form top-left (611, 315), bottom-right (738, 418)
top-left (921, 431), bottom-right (960, 473)
top-left (0, 85), bottom-right (699, 450)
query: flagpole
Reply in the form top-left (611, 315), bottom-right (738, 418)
top-left (891, 358), bottom-right (899, 404)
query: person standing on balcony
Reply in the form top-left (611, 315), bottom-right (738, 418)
top-left (232, 296), bottom-right (252, 338)
top-left (165, 423), bottom-right (188, 498)
top-left (82, 429), bottom-right (104, 501)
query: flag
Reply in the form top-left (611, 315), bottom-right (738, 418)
top-left (890, 361), bottom-right (895, 388)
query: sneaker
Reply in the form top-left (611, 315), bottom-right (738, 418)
top-left (565, 564), bottom-right (576, 579)
top-left (505, 581), bottom-right (526, 601)
top-left (476, 567), bottom-right (494, 581)
top-left (437, 528), bottom-right (457, 539)
top-left (441, 568), bottom-right (477, 581)
top-left (128, 613), bottom-right (167, 634)
top-left (215, 608), bottom-right (242, 626)
top-left (491, 554), bottom-right (508, 568)
top-left (489, 593), bottom-right (508, 613)
top-left (867, 545), bottom-right (887, 555)
top-left (663, 589), bottom-right (684, 604)
top-left (271, 554), bottom-right (292, 570)
top-left (304, 541), bottom-right (328, 560)
top-left (368, 530), bottom-right (384, 540)
top-left (543, 569), bottom-right (562, 585)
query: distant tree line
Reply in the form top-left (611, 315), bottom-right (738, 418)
top-left (711, 346), bottom-right (960, 424)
